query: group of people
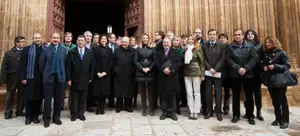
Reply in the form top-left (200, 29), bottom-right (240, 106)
top-left (0, 28), bottom-right (291, 129)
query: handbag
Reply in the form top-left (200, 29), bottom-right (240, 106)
top-left (269, 69), bottom-right (298, 87)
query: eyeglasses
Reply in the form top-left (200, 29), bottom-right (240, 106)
top-left (194, 32), bottom-right (201, 34)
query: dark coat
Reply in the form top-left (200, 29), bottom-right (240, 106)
top-left (155, 40), bottom-right (164, 51)
top-left (202, 41), bottom-right (226, 72)
top-left (0, 47), bottom-right (22, 90)
top-left (91, 45), bottom-right (112, 96)
top-left (66, 47), bottom-right (94, 91)
top-left (39, 44), bottom-right (67, 83)
top-left (113, 46), bottom-right (136, 98)
top-left (134, 46), bottom-right (156, 82)
top-left (227, 41), bottom-right (257, 78)
top-left (156, 47), bottom-right (181, 94)
top-left (262, 49), bottom-right (290, 87)
top-left (252, 42), bottom-right (264, 79)
top-left (18, 45), bottom-right (43, 100)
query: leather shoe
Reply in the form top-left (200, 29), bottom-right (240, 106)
top-left (160, 114), bottom-right (167, 120)
top-left (71, 116), bottom-right (76, 121)
top-left (44, 121), bottom-right (50, 128)
top-left (256, 114), bottom-right (264, 121)
top-left (271, 120), bottom-right (280, 126)
top-left (32, 118), bottom-right (40, 124)
top-left (87, 107), bottom-right (95, 112)
top-left (127, 107), bottom-right (133, 113)
top-left (4, 114), bottom-right (12, 119)
top-left (142, 112), bottom-right (146, 116)
top-left (170, 114), bottom-right (178, 121)
top-left (280, 122), bottom-right (289, 129)
top-left (79, 115), bottom-right (86, 121)
top-left (16, 112), bottom-right (24, 117)
top-left (25, 118), bottom-right (32, 125)
top-left (231, 117), bottom-right (240, 123)
top-left (223, 110), bottom-right (229, 115)
top-left (217, 114), bottom-right (223, 121)
top-left (53, 119), bottom-right (62, 125)
top-left (176, 109), bottom-right (181, 114)
top-left (248, 118), bottom-right (256, 125)
top-left (149, 111), bottom-right (154, 116)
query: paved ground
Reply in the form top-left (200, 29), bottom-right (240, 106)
top-left (0, 101), bottom-right (300, 136)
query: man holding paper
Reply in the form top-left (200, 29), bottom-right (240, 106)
top-left (202, 29), bottom-right (226, 121)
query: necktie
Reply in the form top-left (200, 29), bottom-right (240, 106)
top-left (79, 49), bottom-right (83, 60)
top-left (55, 46), bottom-right (58, 52)
top-left (165, 48), bottom-right (169, 57)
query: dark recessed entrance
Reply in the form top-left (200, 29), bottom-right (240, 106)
top-left (65, 0), bottom-right (125, 37)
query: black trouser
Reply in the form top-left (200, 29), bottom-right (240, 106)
top-left (116, 98), bottom-right (132, 110)
top-left (70, 90), bottom-right (88, 117)
top-left (223, 79), bottom-right (231, 111)
top-left (268, 87), bottom-right (289, 123)
top-left (223, 87), bottom-right (231, 111)
top-left (4, 88), bottom-right (24, 116)
top-left (109, 77), bottom-right (115, 106)
top-left (200, 80), bottom-right (207, 114)
top-left (133, 82), bottom-right (139, 106)
top-left (43, 81), bottom-right (64, 122)
top-left (205, 77), bottom-right (223, 114)
top-left (139, 80), bottom-right (156, 112)
top-left (176, 77), bottom-right (186, 110)
top-left (86, 85), bottom-right (94, 108)
top-left (25, 100), bottom-right (42, 119)
top-left (231, 78), bottom-right (254, 119)
top-left (180, 78), bottom-right (187, 106)
top-left (96, 96), bottom-right (106, 111)
top-left (252, 76), bottom-right (262, 111)
top-left (161, 93), bottom-right (176, 115)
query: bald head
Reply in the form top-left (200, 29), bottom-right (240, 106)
top-left (33, 33), bottom-right (42, 45)
top-left (163, 38), bottom-right (172, 49)
top-left (121, 36), bottom-right (130, 48)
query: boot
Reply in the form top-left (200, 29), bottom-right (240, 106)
top-left (116, 98), bottom-right (123, 113)
top-left (256, 110), bottom-right (264, 121)
top-left (100, 98), bottom-right (105, 114)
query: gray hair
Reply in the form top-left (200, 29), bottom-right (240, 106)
top-left (84, 31), bottom-right (92, 36)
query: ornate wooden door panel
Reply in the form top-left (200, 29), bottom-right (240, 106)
top-left (46, 0), bottom-right (65, 41)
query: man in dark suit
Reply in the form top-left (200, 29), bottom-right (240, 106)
top-left (0, 36), bottom-right (26, 119)
top-left (107, 33), bottom-right (119, 108)
top-left (202, 29), bottom-right (226, 121)
top-left (66, 35), bottom-right (94, 121)
top-left (156, 38), bottom-right (181, 121)
top-left (39, 33), bottom-right (67, 128)
top-left (194, 28), bottom-right (207, 116)
top-left (18, 33), bottom-right (44, 125)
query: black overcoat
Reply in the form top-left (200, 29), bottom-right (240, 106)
top-left (112, 46), bottom-right (136, 98)
top-left (91, 45), bottom-right (112, 96)
top-left (65, 47), bottom-right (94, 91)
top-left (155, 47), bottom-right (181, 94)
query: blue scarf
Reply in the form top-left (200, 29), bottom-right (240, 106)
top-left (26, 44), bottom-right (36, 79)
top-left (49, 44), bottom-right (63, 78)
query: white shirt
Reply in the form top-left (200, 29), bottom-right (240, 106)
top-left (78, 47), bottom-right (85, 55)
top-left (85, 43), bottom-right (91, 49)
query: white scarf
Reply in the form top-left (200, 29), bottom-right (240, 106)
top-left (184, 44), bottom-right (194, 64)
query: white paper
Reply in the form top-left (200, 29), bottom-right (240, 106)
top-left (205, 70), bottom-right (222, 78)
